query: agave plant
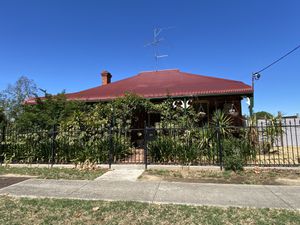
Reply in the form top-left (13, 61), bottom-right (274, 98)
top-left (211, 110), bottom-right (233, 137)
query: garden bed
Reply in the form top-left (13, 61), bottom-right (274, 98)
top-left (140, 168), bottom-right (300, 185)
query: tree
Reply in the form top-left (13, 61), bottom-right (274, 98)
top-left (0, 76), bottom-right (38, 121)
top-left (16, 92), bottom-right (85, 130)
top-left (157, 98), bottom-right (200, 128)
top-left (254, 111), bottom-right (273, 120)
top-left (0, 107), bottom-right (6, 128)
top-left (111, 93), bottom-right (156, 129)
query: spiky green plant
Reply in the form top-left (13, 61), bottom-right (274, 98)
top-left (211, 110), bottom-right (233, 137)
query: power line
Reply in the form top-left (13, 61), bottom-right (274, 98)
top-left (250, 43), bottom-right (300, 115)
top-left (255, 43), bottom-right (300, 74)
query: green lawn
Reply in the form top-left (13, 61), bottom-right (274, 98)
top-left (141, 168), bottom-right (300, 185)
top-left (0, 196), bottom-right (299, 225)
top-left (0, 166), bottom-right (107, 180)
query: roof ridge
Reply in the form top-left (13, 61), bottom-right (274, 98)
top-left (139, 69), bottom-right (180, 73)
top-left (65, 71), bottom-right (146, 95)
top-left (181, 71), bottom-right (247, 84)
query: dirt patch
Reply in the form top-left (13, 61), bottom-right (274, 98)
top-left (140, 174), bottom-right (162, 181)
top-left (140, 168), bottom-right (300, 185)
top-left (0, 177), bottom-right (29, 189)
top-left (275, 178), bottom-right (300, 185)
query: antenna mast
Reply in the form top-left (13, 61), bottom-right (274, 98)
top-left (145, 27), bottom-right (173, 71)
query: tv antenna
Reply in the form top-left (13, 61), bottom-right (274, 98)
top-left (145, 26), bottom-right (174, 71)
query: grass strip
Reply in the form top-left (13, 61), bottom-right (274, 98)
top-left (0, 196), bottom-right (299, 225)
top-left (0, 166), bottom-right (107, 180)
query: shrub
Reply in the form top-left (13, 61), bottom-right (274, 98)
top-left (1, 126), bottom-right (132, 164)
top-left (222, 137), bottom-right (255, 171)
top-left (67, 135), bottom-right (131, 164)
top-left (223, 154), bottom-right (244, 172)
top-left (148, 135), bottom-right (178, 163)
top-left (148, 128), bottom-right (216, 165)
top-left (1, 129), bottom-right (52, 164)
top-left (56, 128), bottom-right (131, 164)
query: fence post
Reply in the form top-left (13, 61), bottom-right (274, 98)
top-left (144, 121), bottom-right (148, 170)
top-left (108, 124), bottom-right (112, 169)
top-left (216, 121), bottom-right (223, 170)
top-left (50, 125), bottom-right (56, 167)
top-left (0, 125), bottom-right (5, 165)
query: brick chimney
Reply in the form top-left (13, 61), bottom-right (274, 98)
top-left (101, 70), bottom-right (112, 85)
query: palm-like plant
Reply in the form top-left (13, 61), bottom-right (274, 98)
top-left (262, 114), bottom-right (284, 153)
top-left (211, 110), bottom-right (233, 137)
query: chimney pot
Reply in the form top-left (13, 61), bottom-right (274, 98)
top-left (101, 70), bottom-right (112, 85)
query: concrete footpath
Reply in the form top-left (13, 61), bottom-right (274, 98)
top-left (95, 168), bottom-right (144, 181)
top-left (0, 177), bottom-right (299, 210)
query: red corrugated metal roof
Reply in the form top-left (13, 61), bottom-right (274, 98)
top-left (25, 69), bottom-right (253, 103)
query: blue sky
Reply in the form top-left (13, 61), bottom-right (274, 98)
top-left (0, 0), bottom-right (299, 115)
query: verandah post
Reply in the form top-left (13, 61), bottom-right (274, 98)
top-left (108, 124), bottom-right (112, 169)
top-left (50, 125), bottom-right (57, 167)
top-left (108, 105), bottom-right (115, 169)
top-left (216, 121), bottom-right (223, 170)
top-left (0, 125), bottom-right (5, 165)
top-left (144, 121), bottom-right (148, 170)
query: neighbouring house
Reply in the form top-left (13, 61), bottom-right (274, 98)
top-left (26, 69), bottom-right (253, 127)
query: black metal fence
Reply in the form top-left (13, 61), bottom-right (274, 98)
top-left (0, 120), bottom-right (300, 168)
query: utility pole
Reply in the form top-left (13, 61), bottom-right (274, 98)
top-left (250, 72), bottom-right (261, 116)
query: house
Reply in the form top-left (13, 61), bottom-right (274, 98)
top-left (26, 69), bottom-right (253, 127)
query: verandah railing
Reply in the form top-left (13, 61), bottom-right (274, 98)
top-left (0, 120), bottom-right (299, 168)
